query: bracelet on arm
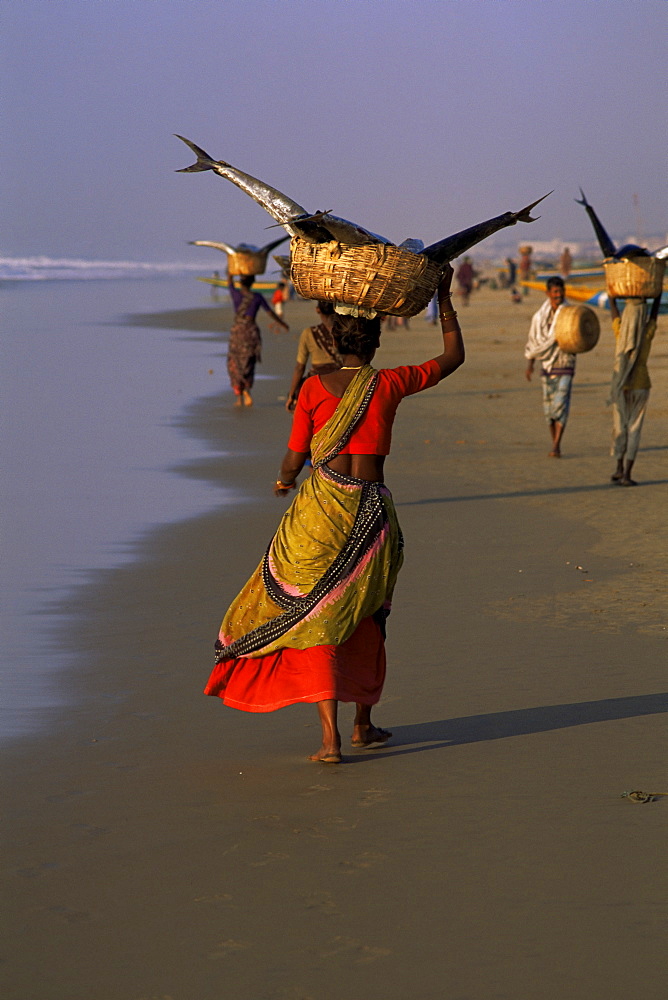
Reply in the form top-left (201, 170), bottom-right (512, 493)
top-left (439, 309), bottom-right (458, 321)
top-left (276, 476), bottom-right (297, 490)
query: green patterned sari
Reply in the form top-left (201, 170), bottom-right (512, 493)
top-left (215, 366), bottom-right (404, 662)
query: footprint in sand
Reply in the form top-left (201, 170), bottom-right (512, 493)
top-left (249, 851), bottom-right (290, 867)
top-left (319, 935), bottom-right (391, 964)
top-left (47, 906), bottom-right (91, 924)
top-left (45, 789), bottom-right (85, 803)
top-left (301, 891), bottom-right (340, 914)
top-left (359, 787), bottom-right (391, 806)
top-left (71, 823), bottom-right (110, 839)
top-left (133, 994), bottom-right (176, 1000)
top-left (193, 892), bottom-right (233, 904)
top-left (17, 862), bottom-right (60, 878)
top-left (135, 993), bottom-right (174, 1000)
top-left (267, 989), bottom-right (316, 1000)
top-left (300, 783), bottom-right (333, 796)
top-left (251, 814), bottom-right (284, 830)
top-left (208, 938), bottom-right (251, 960)
top-left (303, 815), bottom-right (359, 838)
top-left (337, 851), bottom-right (387, 873)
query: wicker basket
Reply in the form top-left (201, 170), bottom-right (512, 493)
top-left (604, 256), bottom-right (665, 298)
top-left (227, 250), bottom-right (268, 276)
top-left (289, 238), bottom-right (443, 317)
top-left (554, 305), bottom-right (600, 354)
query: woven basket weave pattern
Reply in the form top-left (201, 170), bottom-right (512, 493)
top-left (554, 305), bottom-right (600, 354)
top-left (228, 251), bottom-right (267, 276)
top-left (290, 238), bottom-right (443, 317)
top-left (604, 257), bottom-right (665, 298)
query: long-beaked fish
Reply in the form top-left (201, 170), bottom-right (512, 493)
top-left (575, 188), bottom-right (667, 260)
top-left (421, 194), bottom-right (551, 265)
top-left (176, 135), bottom-right (389, 246)
top-left (176, 135), bottom-right (311, 237)
top-left (188, 235), bottom-right (289, 256)
top-left (176, 134), bottom-right (548, 258)
top-left (575, 189), bottom-right (617, 258)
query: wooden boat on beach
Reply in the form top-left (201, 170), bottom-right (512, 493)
top-left (197, 275), bottom-right (279, 293)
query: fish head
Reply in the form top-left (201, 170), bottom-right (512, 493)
top-left (614, 243), bottom-right (650, 259)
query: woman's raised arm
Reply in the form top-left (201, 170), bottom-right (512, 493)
top-left (432, 264), bottom-right (465, 379)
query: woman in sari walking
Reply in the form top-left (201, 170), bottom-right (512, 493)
top-left (285, 300), bottom-right (342, 411)
top-left (206, 265), bottom-right (464, 761)
top-left (227, 274), bottom-right (288, 406)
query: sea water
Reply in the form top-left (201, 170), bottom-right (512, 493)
top-left (0, 264), bottom-right (239, 743)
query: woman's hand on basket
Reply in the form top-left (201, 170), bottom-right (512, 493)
top-left (432, 263), bottom-right (465, 380)
top-left (438, 263), bottom-right (454, 300)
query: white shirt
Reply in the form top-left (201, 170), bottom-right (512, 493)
top-left (524, 298), bottom-right (576, 374)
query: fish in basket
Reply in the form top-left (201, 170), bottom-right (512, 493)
top-left (176, 135), bottom-right (550, 317)
top-left (575, 189), bottom-right (667, 298)
top-left (188, 236), bottom-right (288, 277)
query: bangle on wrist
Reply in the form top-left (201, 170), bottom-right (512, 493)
top-left (276, 476), bottom-right (296, 490)
top-left (439, 309), bottom-right (458, 321)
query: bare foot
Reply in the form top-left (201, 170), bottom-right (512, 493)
top-left (351, 725), bottom-right (392, 749)
top-left (619, 477), bottom-right (637, 487)
top-left (242, 390), bottom-right (253, 407)
top-left (611, 472), bottom-right (623, 482)
top-left (548, 450), bottom-right (561, 458)
top-left (308, 746), bottom-right (342, 764)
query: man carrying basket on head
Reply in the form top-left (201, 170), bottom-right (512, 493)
top-left (609, 293), bottom-right (662, 486)
top-left (524, 276), bottom-right (575, 458)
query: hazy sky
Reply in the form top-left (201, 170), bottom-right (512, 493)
top-left (3, 0), bottom-right (666, 263)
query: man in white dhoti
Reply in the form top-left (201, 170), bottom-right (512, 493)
top-left (609, 294), bottom-right (661, 486)
top-left (524, 277), bottom-right (575, 457)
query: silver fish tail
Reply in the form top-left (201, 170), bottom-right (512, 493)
top-left (189, 239), bottom-right (237, 255)
top-left (423, 192), bottom-right (552, 264)
top-left (175, 135), bottom-right (309, 237)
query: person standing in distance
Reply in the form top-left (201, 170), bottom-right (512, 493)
top-left (609, 293), bottom-right (662, 485)
top-left (524, 276), bottom-right (575, 457)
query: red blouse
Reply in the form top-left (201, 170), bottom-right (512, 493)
top-left (288, 359), bottom-right (442, 456)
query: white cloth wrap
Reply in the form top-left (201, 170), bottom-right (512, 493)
top-left (524, 298), bottom-right (575, 373)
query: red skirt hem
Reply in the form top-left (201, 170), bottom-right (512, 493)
top-left (204, 616), bottom-right (386, 713)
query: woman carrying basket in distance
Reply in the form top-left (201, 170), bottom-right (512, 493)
top-left (205, 265), bottom-right (464, 762)
top-left (285, 300), bottom-right (342, 412)
top-left (227, 273), bottom-right (288, 407)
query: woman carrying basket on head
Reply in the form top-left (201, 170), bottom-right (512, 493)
top-left (285, 300), bottom-right (343, 411)
top-left (205, 264), bottom-right (464, 762)
top-left (227, 274), bottom-right (288, 406)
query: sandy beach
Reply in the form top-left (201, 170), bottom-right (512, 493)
top-left (3, 286), bottom-right (667, 1000)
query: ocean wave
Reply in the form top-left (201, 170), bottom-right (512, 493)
top-left (0, 256), bottom-right (209, 282)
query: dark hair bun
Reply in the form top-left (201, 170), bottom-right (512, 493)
top-left (331, 315), bottom-right (381, 358)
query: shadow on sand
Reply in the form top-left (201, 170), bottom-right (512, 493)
top-left (398, 479), bottom-right (668, 505)
top-left (344, 692), bottom-right (668, 763)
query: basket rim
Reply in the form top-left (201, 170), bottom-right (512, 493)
top-left (289, 237), bottom-right (444, 317)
